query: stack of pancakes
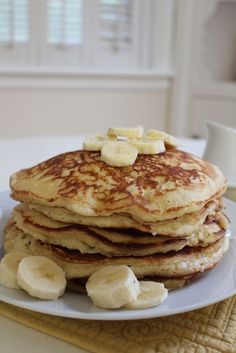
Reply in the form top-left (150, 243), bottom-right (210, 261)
top-left (4, 149), bottom-right (229, 291)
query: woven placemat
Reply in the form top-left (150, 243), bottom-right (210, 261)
top-left (0, 296), bottom-right (236, 353)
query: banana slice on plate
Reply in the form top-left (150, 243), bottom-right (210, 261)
top-left (86, 265), bottom-right (140, 309)
top-left (146, 129), bottom-right (177, 147)
top-left (130, 138), bottom-right (165, 154)
top-left (108, 125), bottom-right (144, 138)
top-left (17, 256), bottom-right (66, 300)
top-left (125, 281), bottom-right (168, 309)
top-left (0, 252), bottom-right (28, 289)
top-left (101, 141), bottom-right (138, 167)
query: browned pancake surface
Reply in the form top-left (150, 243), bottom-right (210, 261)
top-left (10, 149), bottom-right (226, 222)
top-left (13, 203), bottom-right (227, 256)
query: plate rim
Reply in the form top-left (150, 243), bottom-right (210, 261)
top-left (0, 284), bottom-right (236, 321)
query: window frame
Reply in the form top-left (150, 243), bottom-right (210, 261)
top-left (0, 0), bottom-right (176, 88)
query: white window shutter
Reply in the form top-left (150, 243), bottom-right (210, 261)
top-left (100, 0), bottom-right (132, 53)
top-left (47, 0), bottom-right (83, 45)
top-left (93, 0), bottom-right (140, 68)
top-left (0, 0), bottom-right (154, 69)
top-left (0, 0), bottom-right (32, 65)
top-left (41, 0), bottom-right (84, 67)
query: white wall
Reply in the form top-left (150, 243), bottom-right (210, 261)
top-left (0, 88), bottom-right (170, 138)
top-left (168, 0), bottom-right (236, 137)
top-left (189, 96), bottom-right (236, 137)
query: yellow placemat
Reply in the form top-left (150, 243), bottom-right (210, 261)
top-left (0, 297), bottom-right (236, 353)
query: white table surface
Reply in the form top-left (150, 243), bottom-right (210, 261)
top-left (0, 136), bottom-right (205, 353)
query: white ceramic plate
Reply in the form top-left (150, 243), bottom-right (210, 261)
top-left (0, 191), bottom-right (235, 321)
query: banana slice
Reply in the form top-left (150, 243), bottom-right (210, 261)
top-left (17, 256), bottom-right (66, 300)
top-left (125, 281), bottom-right (168, 309)
top-left (146, 129), bottom-right (177, 147)
top-left (86, 265), bottom-right (140, 309)
top-left (0, 252), bottom-right (28, 289)
top-left (83, 137), bottom-right (105, 151)
top-left (130, 138), bottom-right (165, 154)
top-left (101, 141), bottom-right (138, 167)
top-left (108, 125), bottom-right (144, 138)
top-left (83, 134), bottom-right (110, 151)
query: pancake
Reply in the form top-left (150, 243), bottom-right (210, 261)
top-left (10, 149), bottom-right (226, 223)
top-left (5, 142), bottom-right (230, 294)
top-left (13, 204), bottom-right (226, 257)
top-left (4, 221), bottom-right (229, 280)
top-left (29, 199), bottom-right (223, 236)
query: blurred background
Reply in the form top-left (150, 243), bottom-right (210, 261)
top-left (0, 0), bottom-right (236, 138)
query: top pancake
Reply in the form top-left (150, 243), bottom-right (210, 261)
top-left (10, 149), bottom-right (226, 222)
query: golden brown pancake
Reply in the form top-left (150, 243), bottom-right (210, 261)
top-left (10, 149), bottom-right (226, 223)
top-left (13, 204), bottom-right (226, 257)
top-left (28, 199), bottom-right (223, 237)
top-left (4, 221), bottom-right (229, 280)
